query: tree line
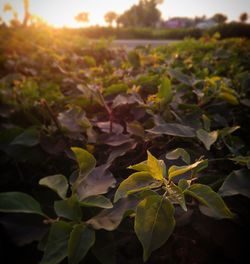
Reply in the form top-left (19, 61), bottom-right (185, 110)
top-left (1, 0), bottom-right (249, 28)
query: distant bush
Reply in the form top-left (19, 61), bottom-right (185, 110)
top-left (208, 23), bottom-right (250, 39)
top-left (76, 23), bottom-right (250, 40)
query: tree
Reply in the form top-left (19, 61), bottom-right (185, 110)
top-left (239, 12), bottom-right (248, 23)
top-left (117, 0), bottom-right (163, 28)
top-left (212, 13), bottom-right (228, 24)
top-left (75, 12), bottom-right (89, 26)
top-left (23, 0), bottom-right (30, 27)
top-left (3, 3), bottom-right (13, 12)
top-left (104, 12), bottom-right (118, 27)
top-left (3, 3), bottom-right (21, 27)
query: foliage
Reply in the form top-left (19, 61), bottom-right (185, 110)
top-left (117, 0), bottom-right (163, 28)
top-left (75, 12), bottom-right (89, 25)
top-left (0, 28), bottom-right (249, 263)
top-left (239, 12), bottom-right (248, 23)
top-left (212, 13), bottom-right (228, 24)
top-left (104, 12), bottom-right (118, 27)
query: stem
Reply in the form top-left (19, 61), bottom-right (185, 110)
top-left (97, 90), bottom-right (113, 133)
top-left (40, 98), bottom-right (62, 133)
top-left (208, 158), bottom-right (228, 162)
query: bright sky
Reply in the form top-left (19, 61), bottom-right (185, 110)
top-left (0, 0), bottom-right (249, 27)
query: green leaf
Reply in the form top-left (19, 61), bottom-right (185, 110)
top-left (68, 224), bottom-right (95, 264)
top-left (147, 151), bottom-right (165, 180)
top-left (39, 174), bottom-right (68, 199)
top-left (147, 123), bottom-right (195, 138)
top-left (166, 148), bottom-right (190, 164)
top-left (178, 179), bottom-right (190, 191)
top-left (168, 160), bottom-right (204, 180)
top-left (218, 92), bottom-right (239, 105)
top-left (158, 77), bottom-right (172, 103)
top-left (54, 195), bottom-right (82, 221)
top-left (0, 192), bottom-right (44, 216)
top-left (135, 195), bottom-right (175, 261)
top-left (80, 195), bottom-right (113, 209)
top-left (114, 172), bottom-right (160, 202)
top-left (168, 68), bottom-right (193, 86)
top-left (184, 184), bottom-right (235, 219)
top-left (219, 126), bottom-right (240, 138)
top-left (104, 83), bottom-right (128, 97)
top-left (128, 161), bottom-right (149, 172)
top-left (40, 221), bottom-right (72, 264)
top-left (11, 128), bottom-right (39, 147)
top-left (202, 114), bottom-right (211, 131)
top-left (219, 169), bottom-right (250, 198)
top-left (166, 182), bottom-right (187, 211)
top-left (197, 129), bottom-right (218, 150)
top-left (229, 156), bottom-right (250, 169)
top-left (71, 147), bottom-right (96, 179)
top-left (128, 50), bottom-right (140, 68)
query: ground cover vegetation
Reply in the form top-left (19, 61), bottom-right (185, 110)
top-left (0, 28), bottom-right (250, 263)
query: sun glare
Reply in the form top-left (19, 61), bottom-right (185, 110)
top-left (0, 0), bottom-right (137, 27)
top-left (0, 0), bottom-right (250, 27)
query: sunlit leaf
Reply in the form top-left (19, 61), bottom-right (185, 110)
top-left (158, 77), bottom-right (172, 103)
top-left (218, 92), bottom-right (239, 105)
top-left (128, 161), bottom-right (149, 172)
top-left (147, 151), bottom-right (165, 180)
top-left (114, 172), bottom-right (160, 202)
top-left (168, 160), bottom-right (205, 180)
top-left (104, 83), bottom-right (128, 97)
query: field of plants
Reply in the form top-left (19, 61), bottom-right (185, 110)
top-left (0, 27), bottom-right (250, 264)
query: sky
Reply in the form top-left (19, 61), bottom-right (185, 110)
top-left (0, 0), bottom-right (250, 27)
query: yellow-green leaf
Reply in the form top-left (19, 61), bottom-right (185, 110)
top-left (114, 172), bottom-right (160, 202)
top-left (218, 92), bottom-right (239, 105)
top-left (168, 160), bottom-right (204, 180)
top-left (158, 77), bottom-right (172, 103)
top-left (71, 147), bottom-right (96, 178)
top-left (147, 151), bottom-right (165, 180)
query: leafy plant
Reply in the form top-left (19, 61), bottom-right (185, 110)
top-left (0, 148), bottom-right (235, 263)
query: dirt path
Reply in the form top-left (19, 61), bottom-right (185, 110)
top-left (111, 39), bottom-right (179, 50)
